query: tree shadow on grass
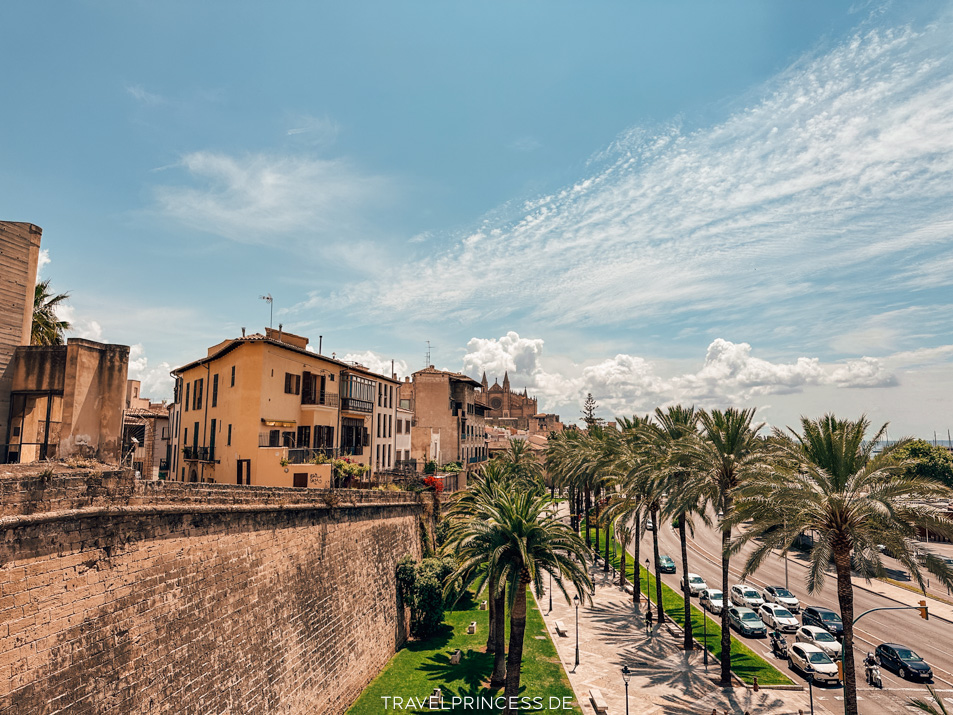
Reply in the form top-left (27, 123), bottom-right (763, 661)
top-left (418, 649), bottom-right (495, 692)
top-left (401, 623), bottom-right (455, 653)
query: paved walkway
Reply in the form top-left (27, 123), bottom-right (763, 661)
top-left (535, 563), bottom-right (828, 715)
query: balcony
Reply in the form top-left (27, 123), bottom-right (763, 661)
top-left (301, 390), bottom-right (339, 407)
top-left (286, 447), bottom-right (340, 464)
top-left (340, 397), bottom-right (373, 414)
top-left (183, 445), bottom-right (215, 462)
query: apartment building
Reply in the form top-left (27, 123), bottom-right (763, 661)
top-left (402, 366), bottom-right (489, 475)
top-left (169, 327), bottom-right (399, 488)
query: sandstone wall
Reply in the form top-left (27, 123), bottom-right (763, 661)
top-left (0, 471), bottom-right (423, 714)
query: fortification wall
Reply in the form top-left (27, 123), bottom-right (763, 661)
top-left (0, 470), bottom-right (424, 714)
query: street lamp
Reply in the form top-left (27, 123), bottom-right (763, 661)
top-left (807, 672), bottom-right (815, 715)
top-left (548, 570), bottom-right (553, 613)
top-left (573, 594), bottom-right (580, 669)
top-left (644, 558), bottom-right (653, 629)
top-left (621, 665), bottom-right (631, 715)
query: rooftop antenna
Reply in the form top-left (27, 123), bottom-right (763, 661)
top-left (425, 340), bottom-right (436, 367)
top-left (259, 294), bottom-right (273, 328)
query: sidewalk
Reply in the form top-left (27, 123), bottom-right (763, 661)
top-left (535, 563), bottom-right (827, 715)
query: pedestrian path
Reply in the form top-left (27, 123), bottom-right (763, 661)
top-left (534, 563), bottom-right (828, 715)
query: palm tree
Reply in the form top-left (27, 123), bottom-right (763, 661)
top-left (494, 438), bottom-right (544, 486)
top-left (681, 407), bottom-right (767, 686)
top-left (647, 405), bottom-right (703, 646)
top-left (732, 414), bottom-right (953, 715)
top-left (616, 523), bottom-right (632, 589)
top-left (909, 687), bottom-right (951, 715)
top-left (447, 485), bottom-right (592, 714)
top-left (31, 278), bottom-right (71, 345)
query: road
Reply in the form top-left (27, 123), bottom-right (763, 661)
top-left (634, 515), bottom-right (953, 715)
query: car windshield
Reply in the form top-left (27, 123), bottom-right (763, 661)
top-left (774, 588), bottom-right (794, 598)
top-left (774, 609), bottom-right (793, 619)
top-left (661, 557), bottom-right (673, 564)
top-left (894, 649), bottom-right (923, 661)
top-left (741, 613), bottom-right (761, 622)
top-left (743, 589), bottom-right (760, 598)
top-left (814, 631), bottom-right (835, 642)
top-left (821, 613), bottom-right (842, 622)
top-left (690, 576), bottom-right (705, 584)
top-left (809, 652), bottom-right (833, 665)
top-left (709, 591), bottom-right (723, 600)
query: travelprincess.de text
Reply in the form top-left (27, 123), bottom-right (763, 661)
top-left (380, 695), bottom-right (574, 710)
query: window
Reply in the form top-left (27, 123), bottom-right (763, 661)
top-left (341, 417), bottom-right (365, 455)
top-left (184, 426), bottom-right (188, 444)
top-left (227, 424), bottom-right (232, 446)
top-left (378, 383), bottom-right (382, 406)
top-left (297, 425), bottom-right (311, 449)
top-left (185, 382), bottom-right (190, 412)
top-left (230, 365), bottom-right (235, 387)
top-left (377, 413), bottom-right (381, 438)
top-left (212, 374), bottom-right (219, 407)
top-left (284, 373), bottom-right (301, 395)
top-left (397, 419), bottom-right (403, 434)
top-left (282, 431), bottom-right (295, 448)
top-left (269, 429), bottom-right (280, 447)
top-left (193, 378), bottom-right (203, 410)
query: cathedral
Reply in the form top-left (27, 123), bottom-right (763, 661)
top-left (480, 372), bottom-right (562, 433)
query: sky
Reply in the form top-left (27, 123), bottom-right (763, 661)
top-left (2, 1), bottom-right (952, 437)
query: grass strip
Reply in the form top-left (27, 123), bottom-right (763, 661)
top-left (586, 526), bottom-right (792, 686)
top-left (347, 591), bottom-right (582, 714)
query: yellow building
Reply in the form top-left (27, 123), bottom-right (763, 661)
top-left (169, 327), bottom-right (399, 488)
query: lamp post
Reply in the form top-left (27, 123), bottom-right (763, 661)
top-left (784, 518), bottom-right (789, 590)
top-left (573, 594), bottom-right (580, 669)
top-left (548, 570), bottom-right (553, 613)
top-left (621, 665), bottom-right (631, 715)
top-left (807, 672), bottom-right (815, 715)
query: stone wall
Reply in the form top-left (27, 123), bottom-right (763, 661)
top-left (0, 470), bottom-right (424, 714)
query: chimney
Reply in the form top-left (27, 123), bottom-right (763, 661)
top-left (241, 327), bottom-right (246, 337)
top-left (319, 335), bottom-right (323, 354)
top-left (278, 323), bottom-right (283, 341)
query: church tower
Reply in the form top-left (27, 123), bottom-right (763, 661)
top-left (481, 371), bottom-right (488, 393)
top-left (502, 371), bottom-right (510, 415)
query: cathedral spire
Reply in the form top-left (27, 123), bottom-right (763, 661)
top-left (481, 371), bottom-right (488, 391)
top-left (502, 371), bottom-right (510, 391)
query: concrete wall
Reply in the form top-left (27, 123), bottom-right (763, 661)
top-left (0, 471), bottom-right (423, 715)
top-left (0, 221), bottom-right (42, 460)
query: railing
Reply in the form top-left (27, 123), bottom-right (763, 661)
top-left (394, 458), bottom-right (417, 474)
top-left (340, 397), bottom-right (373, 413)
top-left (286, 448), bottom-right (340, 464)
top-left (302, 391), bottom-right (339, 407)
top-left (182, 446), bottom-right (215, 462)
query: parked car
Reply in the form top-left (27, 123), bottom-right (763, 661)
top-left (700, 589), bottom-right (724, 614)
top-left (729, 584), bottom-right (765, 609)
top-left (727, 606), bottom-right (767, 637)
top-left (681, 573), bottom-right (708, 596)
top-left (657, 555), bottom-right (676, 574)
top-left (763, 585), bottom-right (801, 612)
top-left (875, 643), bottom-right (933, 681)
top-left (795, 626), bottom-right (842, 658)
top-left (789, 643), bottom-right (840, 685)
top-left (801, 606), bottom-right (844, 639)
top-left (645, 519), bottom-right (655, 531)
top-left (758, 603), bottom-right (799, 633)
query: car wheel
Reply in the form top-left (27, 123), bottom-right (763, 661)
top-left (899, 667), bottom-right (908, 680)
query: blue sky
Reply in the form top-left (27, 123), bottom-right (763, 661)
top-left (3, 1), bottom-right (952, 435)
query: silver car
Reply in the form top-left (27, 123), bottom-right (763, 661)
top-left (789, 643), bottom-right (840, 685)
top-left (758, 603), bottom-right (799, 633)
top-left (795, 626), bottom-right (842, 658)
top-left (681, 573), bottom-right (708, 596)
top-left (730, 584), bottom-right (765, 609)
top-left (700, 588), bottom-right (725, 614)
top-left (763, 585), bottom-right (800, 613)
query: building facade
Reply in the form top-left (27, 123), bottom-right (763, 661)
top-left (403, 366), bottom-right (489, 474)
top-left (481, 371), bottom-right (563, 434)
top-left (169, 327), bottom-right (399, 488)
top-left (122, 379), bottom-right (171, 479)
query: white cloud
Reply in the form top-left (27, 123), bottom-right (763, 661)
top-left (55, 305), bottom-right (103, 342)
top-left (125, 84), bottom-right (166, 105)
top-left (36, 249), bottom-right (50, 276)
top-left (462, 333), bottom-right (908, 419)
top-left (340, 350), bottom-right (409, 380)
top-left (152, 151), bottom-right (392, 250)
top-left (127, 343), bottom-right (174, 400)
top-left (336, 15), bottom-right (953, 347)
top-left (285, 113), bottom-right (340, 144)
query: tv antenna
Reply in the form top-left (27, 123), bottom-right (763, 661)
top-left (425, 340), bottom-right (436, 367)
top-left (259, 294), bottom-right (273, 328)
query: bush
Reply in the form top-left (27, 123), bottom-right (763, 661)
top-left (396, 555), bottom-right (456, 639)
top-left (424, 460), bottom-right (438, 474)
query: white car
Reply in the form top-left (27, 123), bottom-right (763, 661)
top-left (681, 573), bottom-right (708, 596)
top-left (789, 643), bottom-right (840, 685)
top-left (758, 603), bottom-right (799, 633)
top-left (795, 626), bottom-right (842, 659)
top-left (763, 585), bottom-right (801, 612)
top-left (700, 588), bottom-right (725, 614)
top-left (730, 584), bottom-right (765, 609)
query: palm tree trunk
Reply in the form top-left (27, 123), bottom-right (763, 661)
top-left (594, 496), bottom-right (601, 553)
top-left (679, 515), bottom-right (693, 650)
top-left (491, 586), bottom-right (507, 688)
top-left (584, 486), bottom-right (592, 547)
top-left (720, 524), bottom-right (732, 687)
top-left (651, 504), bottom-right (664, 624)
top-left (486, 582), bottom-right (496, 653)
top-left (604, 520), bottom-right (611, 573)
top-left (502, 579), bottom-right (530, 714)
top-left (620, 540), bottom-right (627, 589)
top-left (834, 547), bottom-right (859, 715)
top-left (633, 513), bottom-right (642, 607)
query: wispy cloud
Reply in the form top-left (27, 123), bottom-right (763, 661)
top-left (152, 151), bottom-right (393, 251)
top-left (285, 113), bottom-right (340, 145)
top-left (335, 14), bottom-right (953, 352)
top-left (125, 83), bottom-right (166, 106)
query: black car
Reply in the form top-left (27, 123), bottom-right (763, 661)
top-left (875, 643), bottom-right (933, 681)
top-left (801, 606), bottom-right (844, 638)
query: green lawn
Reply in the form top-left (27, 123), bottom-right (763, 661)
top-left (347, 591), bottom-right (582, 714)
top-left (587, 526), bottom-right (792, 686)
